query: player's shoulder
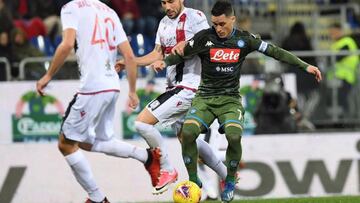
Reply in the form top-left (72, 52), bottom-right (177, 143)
top-left (61, 0), bottom-right (77, 10)
top-left (192, 28), bottom-right (212, 41)
top-left (185, 8), bottom-right (206, 21)
top-left (236, 29), bottom-right (261, 40)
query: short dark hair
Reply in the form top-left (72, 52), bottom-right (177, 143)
top-left (211, 0), bottom-right (234, 17)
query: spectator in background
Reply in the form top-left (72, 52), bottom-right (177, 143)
top-left (10, 28), bottom-right (44, 79)
top-left (0, 32), bottom-right (11, 81)
top-left (328, 23), bottom-right (360, 118)
top-left (54, 0), bottom-right (72, 14)
top-left (138, 0), bottom-right (163, 38)
top-left (237, 16), bottom-right (263, 74)
top-left (110, 0), bottom-right (141, 35)
top-left (31, 0), bottom-right (62, 44)
top-left (254, 74), bottom-right (298, 134)
top-left (0, 0), bottom-right (13, 34)
top-left (11, 0), bottom-right (47, 39)
top-left (282, 22), bottom-right (319, 120)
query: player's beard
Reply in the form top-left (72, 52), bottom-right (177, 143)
top-left (166, 4), bottom-right (184, 19)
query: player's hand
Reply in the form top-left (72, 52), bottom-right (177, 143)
top-left (171, 41), bottom-right (187, 56)
top-left (128, 92), bottom-right (139, 109)
top-left (115, 59), bottom-right (125, 73)
top-left (306, 65), bottom-right (322, 82)
top-left (36, 74), bottom-right (52, 96)
top-left (150, 60), bottom-right (166, 73)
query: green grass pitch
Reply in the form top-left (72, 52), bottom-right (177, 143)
top-left (153, 195), bottom-right (360, 203)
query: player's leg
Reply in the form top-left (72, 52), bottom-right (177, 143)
top-left (147, 87), bottom-right (195, 194)
top-left (196, 138), bottom-right (227, 180)
top-left (181, 97), bottom-right (215, 187)
top-left (216, 96), bottom-right (245, 202)
top-left (60, 95), bottom-right (106, 202)
top-left (135, 108), bottom-right (173, 171)
top-left (59, 134), bottom-right (107, 203)
top-left (79, 92), bottom-right (162, 187)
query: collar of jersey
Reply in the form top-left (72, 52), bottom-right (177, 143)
top-left (171, 7), bottom-right (187, 21)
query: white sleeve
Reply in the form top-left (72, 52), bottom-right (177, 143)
top-left (191, 10), bottom-right (210, 33)
top-left (155, 22), bottom-right (162, 46)
top-left (61, 3), bottom-right (79, 31)
top-left (114, 16), bottom-right (128, 45)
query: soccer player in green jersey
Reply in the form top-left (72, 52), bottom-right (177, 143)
top-left (151, 0), bottom-right (322, 202)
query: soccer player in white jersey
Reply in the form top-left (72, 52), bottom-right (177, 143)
top-left (117, 0), bottom-right (229, 195)
top-left (36, 1), bottom-right (162, 202)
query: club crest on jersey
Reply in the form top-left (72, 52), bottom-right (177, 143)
top-left (210, 48), bottom-right (240, 63)
top-left (205, 41), bottom-right (214, 47)
top-left (237, 40), bottom-right (245, 48)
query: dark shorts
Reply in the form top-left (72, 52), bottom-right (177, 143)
top-left (185, 95), bottom-right (245, 133)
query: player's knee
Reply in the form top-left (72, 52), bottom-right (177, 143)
top-left (224, 124), bottom-right (243, 144)
top-left (58, 134), bottom-right (78, 155)
top-left (181, 121), bottom-right (201, 144)
top-left (134, 121), bottom-right (151, 137)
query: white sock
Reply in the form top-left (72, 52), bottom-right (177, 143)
top-left (135, 121), bottom-right (173, 171)
top-left (196, 139), bottom-right (227, 180)
top-left (65, 150), bottom-right (105, 202)
top-left (92, 138), bottom-right (148, 163)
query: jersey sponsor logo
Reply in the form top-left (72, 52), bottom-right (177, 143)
top-left (216, 66), bottom-right (234, 73)
top-left (210, 48), bottom-right (240, 63)
top-left (205, 41), bottom-right (214, 47)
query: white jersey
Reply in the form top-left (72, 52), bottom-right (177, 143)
top-left (155, 7), bottom-right (209, 90)
top-left (61, 0), bottom-right (127, 93)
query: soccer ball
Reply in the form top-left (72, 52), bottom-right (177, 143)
top-left (173, 180), bottom-right (202, 203)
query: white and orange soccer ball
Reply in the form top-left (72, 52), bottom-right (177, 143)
top-left (173, 180), bottom-right (202, 203)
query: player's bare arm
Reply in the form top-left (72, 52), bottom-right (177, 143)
top-left (150, 60), bottom-right (167, 73)
top-left (171, 41), bottom-right (187, 55)
top-left (118, 40), bottom-right (139, 109)
top-left (136, 44), bottom-right (164, 66)
top-left (36, 29), bottom-right (75, 96)
top-left (115, 44), bottom-right (164, 72)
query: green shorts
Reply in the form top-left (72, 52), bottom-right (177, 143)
top-left (185, 95), bottom-right (245, 134)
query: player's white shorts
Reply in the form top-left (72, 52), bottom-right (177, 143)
top-left (147, 86), bottom-right (196, 131)
top-left (61, 91), bottom-right (119, 144)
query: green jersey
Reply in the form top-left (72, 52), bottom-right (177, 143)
top-left (164, 28), bottom-right (309, 97)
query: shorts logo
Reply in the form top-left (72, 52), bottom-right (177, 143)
top-left (237, 40), bottom-right (245, 48)
top-left (176, 101), bottom-right (182, 107)
top-left (183, 156), bottom-right (192, 165)
top-left (230, 160), bottom-right (239, 168)
top-left (149, 100), bottom-right (160, 110)
top-left (80, 110), bottom-right (86, 118)
top-left (210, 48), bottom-right (240, 63)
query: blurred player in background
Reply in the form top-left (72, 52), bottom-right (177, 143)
top-left (36, 0), bottom-right (162, 202)
top-left (151, 0), bottom-right (322, 202)
top-left (116, 0), bottom-right (230, 195)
